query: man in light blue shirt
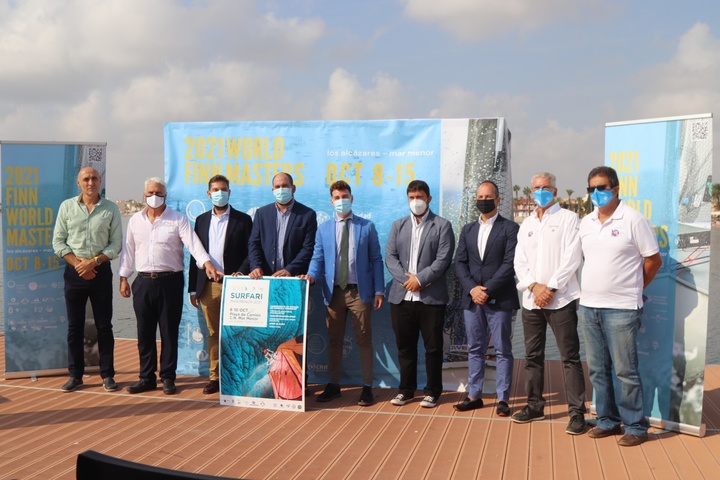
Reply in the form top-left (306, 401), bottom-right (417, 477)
top-left (53, 167), bottom-right (123, 393)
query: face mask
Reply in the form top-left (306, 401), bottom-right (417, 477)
top-left (333, 198), bottom-right (352, 216)
top-left (476, 199), bottom-right (496, 214)
top-left (591, 189), bottom-right (613, 207)
top-left (533, 189), bottom-right (554, 208)
top-left (273, 187), bottom-right (293, 205)
top-left (409, 199), bottom-right (427, 216)
top-left (146, 194), bottom-right (165, 209)
top-left (211, 190), bottom-right (229, 207)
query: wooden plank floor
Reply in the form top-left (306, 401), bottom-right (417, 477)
top-left (1, 337), bottom-right (719, 479)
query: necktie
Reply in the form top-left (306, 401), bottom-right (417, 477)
top-left (339, 218), bottom-right (349, 289)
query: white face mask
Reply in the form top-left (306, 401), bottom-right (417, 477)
top-left (409, 199), bottom-right (427, 216)
top-left (146, 194), bottom-right (165, 209)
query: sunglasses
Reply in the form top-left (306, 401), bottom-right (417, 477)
top-left (586, 184), bottom-right (613, 193)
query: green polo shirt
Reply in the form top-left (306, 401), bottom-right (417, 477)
top-left (52, 194), bottom-right (123, 260)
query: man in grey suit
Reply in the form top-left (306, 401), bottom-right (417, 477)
top-left (386, 180), bottom-right (455, 408)
top-left (454, 180), bottom-right (519, 416)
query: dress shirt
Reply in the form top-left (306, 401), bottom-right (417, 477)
top-left (403, 210), bottom-right (429, 301)
top-left (275, 200), bottom-right (294, 270)
top-left (118, 207), bottom-right (211, 277)
top-left (208, 208), bottom-right (230, 273)
top-left (53, 195), bottom-right (123, 260)
top-left (477, 211), bottom-right (498, 260)
top-left (514, 203), bottom-right (582, 310)
top-left (333, 213), bottom-right (357, 286)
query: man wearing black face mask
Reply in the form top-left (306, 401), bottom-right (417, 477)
top-left (454, 180), bottom-right (519, 416)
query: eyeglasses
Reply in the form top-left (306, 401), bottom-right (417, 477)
top-left (587, 184), bottom-right (613, 193)
top-left (532, 186), bottom-right (554, 192)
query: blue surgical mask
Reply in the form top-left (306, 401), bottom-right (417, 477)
top-left (273, 187), bottom-right (293, 205)
top-left (533, 189), bottom-right (554, 208)
top-left (591, 189), bottom-right (613, 207)
top-left (333, 198), bottom-right (352, 216)
top-left (211, 190), bottom-right (229, 207)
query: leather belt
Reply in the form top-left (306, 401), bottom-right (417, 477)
top-left (335, 284), bottom-right (357, 289)
top-left (138, 271), bottom-right (179, 279)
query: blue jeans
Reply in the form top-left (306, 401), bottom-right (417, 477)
top-left (464, 303), bottom-right (513, 401)
top-left (578, 305), bottom-right (649, 436)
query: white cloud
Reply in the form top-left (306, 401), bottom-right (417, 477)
top-left (399, 0), bottom-right (602, 41)
top-left (321, 68), bottom-right (410, 119)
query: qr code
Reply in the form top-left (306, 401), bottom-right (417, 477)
top-left (87, 146), bottom-right (104, 163)
top-left (691, 121), bottom-right (709, 140)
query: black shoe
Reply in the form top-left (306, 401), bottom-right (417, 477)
top-left (127, 379), bottom-right (157, 394)
top-left (496, 401), bottom-right (511, 417)
top-left (358, 386), bottom-right (374, 407)
top-left (454, 397), bottom-right (484, 412)
top-left (61, 377), bottom-right (83, 392)
top-left (162, 378), bottom-right (177, 395)
top-left (202, 380), bottom-right (219, 394)
top-left (103, 377), bottom-right (118, 392)
top-left (317, 383), bottom-right (341, 402)
top-left (565, 415), bottom-right (587, 435)
top-left (511, 405), bottom-right (544, 423)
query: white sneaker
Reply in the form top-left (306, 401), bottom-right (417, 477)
top-left (391, 393), bottom-right (413, 406)
top-left (420, 395), bottom-right (439, 408)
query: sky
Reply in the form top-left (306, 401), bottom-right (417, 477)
top-left (0, 0), bottom-right (718, 201)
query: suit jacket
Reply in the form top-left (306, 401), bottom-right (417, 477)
top-left (248, 200), bottom-right (317, 276)
top-left (385, 211), bottom-right (455, 305)
top-left (307, 214), bottom-right (384, 305)
top-left (189, 206), bottom-right (253, 294)
top-left (454, 214), bottom-right (520, 311)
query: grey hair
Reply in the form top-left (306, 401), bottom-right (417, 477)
top-left (144, 177), bottom-right (166, 190)
top-left (531, 172), bottom-right (556, 187)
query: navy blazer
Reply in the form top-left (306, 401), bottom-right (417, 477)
top-left (248, 200), bottom-right (317, 276)
top-left (454, 214), bottom-right (520, 311)
top-left (385, 211), bottom-right (455, 305)
top-left (189, 206), bottom-right (253, 294)
top-left (307, 214), bottom-right (384, 305)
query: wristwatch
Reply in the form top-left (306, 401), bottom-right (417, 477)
top-left (94, 256), bottom-right (102, 265)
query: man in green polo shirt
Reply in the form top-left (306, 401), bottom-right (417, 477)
top-left (53, 167), bottom-right (123, 392)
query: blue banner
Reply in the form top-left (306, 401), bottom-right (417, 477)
top-left (605, 114), bottom-right (712, 435)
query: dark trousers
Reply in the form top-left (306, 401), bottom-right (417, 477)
top-left (63, 262), bottom-right (115, 379)
top-left (390, 301), bottom-right (445, 397)
top-left (522, 300), bottom-right (586, 416)
top-left (132, 272), bottom-right (184, 382)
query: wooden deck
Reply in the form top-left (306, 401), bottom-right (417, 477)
top-left (1, 337), bottom-right (719, 479)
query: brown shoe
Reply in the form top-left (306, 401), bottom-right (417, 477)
top-left (202, 380), bottom-right (219, 394)
top-left (618, 434), bottom-right (648, 447)
top-left (588, 425), bottom-right (623, 438)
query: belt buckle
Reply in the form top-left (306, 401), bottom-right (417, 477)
top-left (150, 272), bottom-right (159, 279)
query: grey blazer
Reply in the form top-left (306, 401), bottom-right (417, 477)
top-left (385, 211), bottom-right (455, 305)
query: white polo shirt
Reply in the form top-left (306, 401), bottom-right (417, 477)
top-left (514, 203), bottom-right (582, 310)
top-left (579, 201), bottom-right (659, 310)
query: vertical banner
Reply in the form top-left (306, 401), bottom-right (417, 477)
top-left (605, 113), bottom-right (712, 436)
top-left (219, 276), bottom-right (307, 411)
top-left (1, 142), bottom-right (107, 378)
top-left (164, 119), bottom-right (511, 389)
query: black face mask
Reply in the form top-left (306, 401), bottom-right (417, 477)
top-left (476, 199), bottom-right (496, 214)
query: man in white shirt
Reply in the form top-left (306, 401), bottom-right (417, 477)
top-left (579, 166), bottom-right (662, 447)
top-left (119, 177), bottom-right (219, 395)
top-left (511, 172), bottom-right (586, 435)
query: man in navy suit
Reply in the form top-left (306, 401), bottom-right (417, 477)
top-left (386, 180), bottom-right (455, 409)
top-left (454, 180), bottom-right (519, 416)
top-left (301, 180), bottom-right (384, 406)
top-left (189, 175), bottom-right (253, 394)
top-left (248, 172), bottom-right (317, 278)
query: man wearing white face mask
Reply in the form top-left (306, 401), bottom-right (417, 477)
top-left (119, 177), bottom-right (219, 395)
top-left (512, 172), bottom-right (587, 435)
top-left (248, 172), bottom-right (317, 278)
top-left (188, 175), bottom-right (253, 394)
top-left (386, 180), bottom-right (455, 408)
top-left (300, 180), bottom-right (384, 406)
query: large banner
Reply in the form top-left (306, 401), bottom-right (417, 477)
top-left (219, 276), bottom-right (307, 411)
top-left (605, 113), bottom-right (712, 436)
top-left (1, 142), bottom-right (107, 378)
top-left (164, 119), bottom-right (512, 389)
